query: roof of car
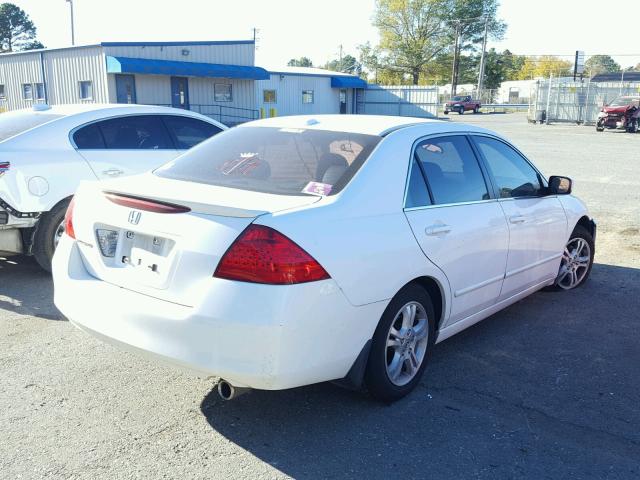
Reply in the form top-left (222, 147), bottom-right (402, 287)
top-left (12, 103), bottom-right (198, 118)
top-left (239, 114), bottom-right (453, 136)
top-left (239, 114), bottom-right (495, 137)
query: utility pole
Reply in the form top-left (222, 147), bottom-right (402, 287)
top-left (339, 44), bottom-right (343, 63)
top-left (66, 0), bottom-right (75, 46)
top-left (476, 15), bottom-right (489, 101)
top-left (450, 22), bottom-right (460, 96)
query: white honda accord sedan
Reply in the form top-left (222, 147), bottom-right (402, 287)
top-left (52, 115), bottom-right (595, 402)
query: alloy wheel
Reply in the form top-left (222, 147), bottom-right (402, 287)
top-left (385, 301), bottom-right (430, 386)
top-left (556, 237), bottom-right (591, 290)
top-left (53, 219), bottom-right (65, 249)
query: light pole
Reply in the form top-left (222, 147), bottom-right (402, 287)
top-left (476, 15), bottom-right (489, 101)
top-left (66, 0), bottom-right (75, 46)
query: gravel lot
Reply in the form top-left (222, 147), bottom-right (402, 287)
top-left (1, 113), bottom-right (639, 479)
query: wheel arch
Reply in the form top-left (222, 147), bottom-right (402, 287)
top-left (406, 276), bottom-right (446, 331)
top-left (575, 215), bottom-right (596, 239)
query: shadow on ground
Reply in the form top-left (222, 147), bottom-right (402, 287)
top-left (200, 263), bottom-right (640, 479)
top-left (0, 255), bottom-right (61, 321)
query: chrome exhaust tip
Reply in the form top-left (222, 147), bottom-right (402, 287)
top-left (217, 380), bottom-right (250, 400)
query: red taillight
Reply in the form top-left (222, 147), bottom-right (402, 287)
top-left (64, 197), bottom-right (76, 239)
top-left (103, 192), bottom-right (190, 214)
top-left (214, 225), bottom-right (330, 285)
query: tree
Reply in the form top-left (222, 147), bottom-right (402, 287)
top-left (0, 3), bottom-right (44, 53)
top-left (287, 57), bottom-right (313, 67)
top-left (516, 56), bottom-right (572, 80)
top-left (324, 54), bottom-right (361, 75)
top-left (447, 0), bottom-right (505, 93)
top-left (372, 0), bottom-right (453, 85)
top-left (584, 55), bottom-right (621, 77)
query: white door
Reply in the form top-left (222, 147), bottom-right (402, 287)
top-left (404, 135), bottom-right (509, 326)
top-left (73, 115), bottom-right (178, 180)
top-left (471, 135), bottom-right (568, 299)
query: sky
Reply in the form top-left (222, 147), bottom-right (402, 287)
top-left (9, 0), bottom-right (640, 69)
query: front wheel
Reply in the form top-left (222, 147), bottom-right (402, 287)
top-left (457, 107), bottom-right (464, 115)
top-left (626, 119), bottom-right (638, 133)
top-left (365, 284), bottom-right (436, 402)
top-left (596, 119), bottom-right (605, 132)
top-left (32, 198), bottom-right (70, 273)
top-left (546, 225), bottom-right (594, 291)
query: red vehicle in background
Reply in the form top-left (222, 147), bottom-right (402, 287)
top-left (596, 96), bottom-right (640, 133)
top-left (444, 95), bottom-right (481, 115)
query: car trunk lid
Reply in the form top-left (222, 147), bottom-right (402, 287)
top-left (71, 174), bottom-right (320, 306)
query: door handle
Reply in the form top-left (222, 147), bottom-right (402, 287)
top-left (509, 215), bottom-right (526, 224)
top-left (425, 224), bottom-right (451, 236)
top-left (103, 168), bottom-right (124, 177)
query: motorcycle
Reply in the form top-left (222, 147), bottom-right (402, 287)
top-left (596, 96), bottom-right (640, 133)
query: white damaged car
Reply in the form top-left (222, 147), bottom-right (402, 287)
top-left (0, 104), bottom-right (225, 271)
top-left (53, 115), bottom-right (595, 402)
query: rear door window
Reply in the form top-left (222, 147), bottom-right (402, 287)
top-left (73, 123), bottom-right (105, 149)
top-left (414, 135), bottom-right (489, 205)
top-left (162, 115), bottom-right (222, 149)
top-left (155, 126), bottom-right (381, 196)
top-left (96, 115), bottom-right (172, 150)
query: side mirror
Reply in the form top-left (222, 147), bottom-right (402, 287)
top-left (548, 175), bottom-right (572, 195)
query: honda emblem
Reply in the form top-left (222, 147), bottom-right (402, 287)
top-left (128, 210), bottom-right (141, 225)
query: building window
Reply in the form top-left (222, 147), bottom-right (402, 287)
top-left (263, 89), bottom-right (276, 103)
top-left (0, 85), bottom-right (5, 99)
top-left (35, 83), bottom-right (45, 100)
top-left (79, 81), bottom-right (93, 100)
top-left (214, 83), bottom-right (232, 102)
top-left (302, 90), bottom-right (314, 104)
top-left (22, 84), bottom-right (33, 100)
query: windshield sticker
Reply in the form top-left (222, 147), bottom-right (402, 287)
top-left (219, 153), bottom-right (262, 176)
top-left (302, 181), bottom-right (332, 196)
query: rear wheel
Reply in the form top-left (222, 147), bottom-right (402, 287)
top-left (365, 284), bottom-right (436, 402)
top-left (473, 106), bottom-right (480, 114)
top-left (32, 199), bottom-right (70, 273)
top-left (545, 225), bottom-right (594, 291)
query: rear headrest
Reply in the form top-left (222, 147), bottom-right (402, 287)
top-left (316, 153), bottom-right (348, 183)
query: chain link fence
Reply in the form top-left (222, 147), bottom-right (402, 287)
top-left (528, 80), bottom-right (640, 125)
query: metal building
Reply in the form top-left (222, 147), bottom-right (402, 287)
top-left (256, 66), bottom-right (367, 118)
top-left (0, 40), bottom-right (269, 125)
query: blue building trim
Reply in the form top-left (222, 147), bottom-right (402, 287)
top-left (101, 40), bottom-right (254, 47)
top-left (331, 76), bottom-right (368, 89)
top-left (267, 70), bottom-right (368, 89)
top-left (106, 56), bottom-right (270, 80)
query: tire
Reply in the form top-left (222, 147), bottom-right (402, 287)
top-left (626, 119), bottom-right (638, 133)
top-left (544, 225), bottom-right (594, 292)
top-left (473, 106), bottom-right (480, 114)
top-left (596, 120), bottom-right (605, 132)
top-left (444, 110), bottom-right (449, 115)
top-left (365, 284), bottom-right (436, 403)
top-left (457, 107), bottom-right (464, 115)
top-left (32, 198), bottom-right (70, 273)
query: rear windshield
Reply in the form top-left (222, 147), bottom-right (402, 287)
top-left (154, 126), bottom-right (381, 196)
top-left (0, 112), bottom-right (63, 142)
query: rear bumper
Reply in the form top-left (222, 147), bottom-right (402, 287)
top-left (52, 236), bottom-right (385, 390)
